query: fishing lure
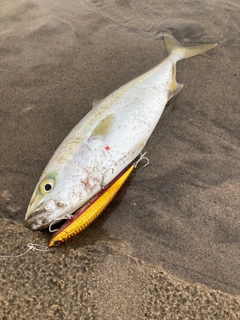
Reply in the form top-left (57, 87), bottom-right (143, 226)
top-left (48, 154), bottom-right (148, 247)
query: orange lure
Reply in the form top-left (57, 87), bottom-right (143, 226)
top-left (48, 164), bottom-right (135, 247)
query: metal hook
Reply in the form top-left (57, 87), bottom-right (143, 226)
top-left (101, 168), bottom-right (114, 189)
top-left (93, 167), bottom-right (114, 189)
top-left (133, 152), bottom-right (149, 168)
top-left (49, 220), bottom-right (59, 233)
top-left (48, 214), bottom-right (73, 233)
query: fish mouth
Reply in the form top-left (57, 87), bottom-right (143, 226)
top-left (24, 200), bottom-right (61, 230)
top-left (24, 209), bottom-right (75, 231)
top-left (25, 215), bottom-right (51, 230)
top-left (24, 199), bottom-right (78, 230)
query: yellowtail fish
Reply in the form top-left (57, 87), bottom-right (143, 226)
top-left (48, 162), bottom-right (137, 247)
top-left (25, 35), bottom-right (217, 230)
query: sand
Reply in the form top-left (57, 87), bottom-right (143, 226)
top-left (1, 0), bottom-right (240, 319)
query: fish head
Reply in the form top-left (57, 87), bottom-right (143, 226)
top-left (24, 168), bottom-right (72, 230)
top-left (25, 155), bottom-right (101, 230)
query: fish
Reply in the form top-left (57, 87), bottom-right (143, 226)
top-left (25, 35), bottom-right (217, 230)
top-left (48, 162), bottom-right (137, 247)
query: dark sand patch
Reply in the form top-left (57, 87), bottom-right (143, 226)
top-left (1, 0), bottom-right (240, 318)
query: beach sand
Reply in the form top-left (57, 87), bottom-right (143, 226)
top-left (1, 0), bottom-right (240, 318)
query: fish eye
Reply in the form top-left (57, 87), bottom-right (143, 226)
top-left (44, 184), bottom-right (52, 191)
top-left (39, 178), bottom-right (55, 195)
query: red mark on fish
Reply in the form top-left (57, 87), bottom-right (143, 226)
top-left (81, 178), bottom-right (89, 187)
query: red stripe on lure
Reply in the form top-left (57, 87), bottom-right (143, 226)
top-left (48, 153), bottom-right (149, 247)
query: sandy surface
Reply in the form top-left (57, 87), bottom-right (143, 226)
top-left (1, 0), bottom-right (240, 319)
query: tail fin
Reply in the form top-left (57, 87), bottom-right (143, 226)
top-left (164, 36), bottom-right (217, 61)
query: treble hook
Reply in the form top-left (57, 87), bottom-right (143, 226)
top-left (133, 152), bottom-right (149, 168)
top-left (93, 167), bottom-right (115, 189)
top-left (101, 168), bottom-right (114, 189)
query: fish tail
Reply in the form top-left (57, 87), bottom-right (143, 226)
top-left (164, 35), bottom-right (217, 61)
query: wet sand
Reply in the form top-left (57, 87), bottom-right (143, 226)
top-left (1, 0), bottom-right (240, 318)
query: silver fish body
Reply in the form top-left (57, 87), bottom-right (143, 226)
top-left (25, 36), bottom-right (217, 230)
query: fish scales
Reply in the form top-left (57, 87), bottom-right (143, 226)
top-left (25, 35), bottom-right (217, 230)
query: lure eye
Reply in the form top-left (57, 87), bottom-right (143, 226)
top-left (39, 178), bottom-right (55, 195)
top-left (53, 240), bottom-right (61, 246)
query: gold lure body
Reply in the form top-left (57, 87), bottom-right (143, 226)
top-left (49, 164), bottom-right (135, 247)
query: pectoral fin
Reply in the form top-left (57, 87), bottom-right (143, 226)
top-left (89, 113), bottom-right (115, 140)
top-left (168, 63), bottom-right (183, 101)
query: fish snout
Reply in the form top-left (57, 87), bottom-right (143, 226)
top-left (25, 215), bottom-right (51, 230)
top-left (24, 200), bottom-right (57, 230)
